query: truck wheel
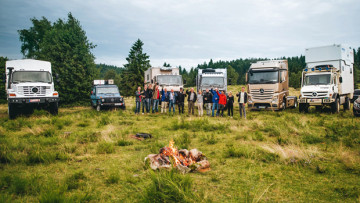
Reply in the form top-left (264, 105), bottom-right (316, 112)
top-left (315, 106), bottom-right (322, 112)
top-left (331, 98), bottom-right (340, 113)
top-left (344, 97), bottom-right (350, 111)
top-left (49, 102), bottom-right (58, 115)
top-left (281, 99), bottom-right (286, 111)
top-left (299, 103), bottom-right (308, 113)
top-left (96, 105), bottom-right (101, 111)
top-left (8, 103), bottom-right (17, 119)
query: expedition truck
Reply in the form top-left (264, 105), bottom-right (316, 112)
top-left (144, 67), bottom-right (183, 92)
top-left (299, 44), bottom-right (354, 113)
top-left (5, 59), bottom-right (59, 119)
top-left (90, 80), bottom-right (125, 111)
top-left (196, 68), bottom-right (227, 93)
top-left (246, 60), bottom-right (297, 110)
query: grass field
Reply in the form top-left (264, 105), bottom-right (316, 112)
top-left (0, 86), bottom-right (359, 202)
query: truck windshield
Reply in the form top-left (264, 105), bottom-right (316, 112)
top-left (304, 74), bottom-right (331, 86)
top-left (157, 75), bottom-right (182, 85)
top-left (97, 87), bottom-right (119, 94)
top-left (201, 77), bottom-right (224, 87)
top-left (12, 71), bottom-right (52, 83)
top-left (248, 71), bottom-right (278, 84)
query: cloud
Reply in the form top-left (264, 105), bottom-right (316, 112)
top-left (0, 0), bottom-right (359, 68)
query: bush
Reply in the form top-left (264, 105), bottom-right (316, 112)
top-left (97, 142), bottom-right (115, 154)
top-left (142, 170), bottom-right (198, 203)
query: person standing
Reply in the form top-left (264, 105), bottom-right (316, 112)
top-left (141, 85), bottom-right (147, 114)
top-left (135, 86), bottom-right (142, 115)
top-left (186, 88), bottom-right (197, 115)
top-left (197, 90), bottom-right (204, 116)
top-left (152, 85), bottom-right (160, 113)
top-left (176, 88), bottom-right (186, 114)
top-left (211, 88), bottom-right (219, 117)
top-left (236, 87), bottom-right (248, 119)
top-left (227, 91), bottom-right (234, 117)
top-left (148, 84), bottom-right (153, 111)
top-left (161, 88), bottom-right (169, 113)
top-left (203, 88), bottom-right (213, 116)
top-left (144, 85), bottom-right (152, 114)
top-left (168, 89), bottom-right (177, 115)
top-left (216, 90), bottom-right (227, 117)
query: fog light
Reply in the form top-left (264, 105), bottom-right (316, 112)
top-left (102, 99), bottom-right (105, 102)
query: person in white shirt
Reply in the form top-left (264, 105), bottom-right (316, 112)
top-left (197, 90), bottom-right (204, 116)
top-left (236, 87), bottom-right (248, 119)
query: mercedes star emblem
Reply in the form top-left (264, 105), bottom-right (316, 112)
top-left (32, 87), bottom-right (39, 93)
top-left (312, 92), bottom-right (317, 97)
top-left (260, 88), bottom-right (264, 94)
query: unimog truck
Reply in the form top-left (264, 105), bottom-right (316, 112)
top-left (299, 44), bottom-right (354, 113)
top-left (5, 59), bottom-right (59, 119)
top-left (246, 60), bottom-right (297, 110)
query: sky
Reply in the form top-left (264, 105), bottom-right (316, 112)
top-left (0, 0), bottom-right (359, 69)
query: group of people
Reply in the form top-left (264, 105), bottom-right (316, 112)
top-left (135, 84), bottom-right (248, 118)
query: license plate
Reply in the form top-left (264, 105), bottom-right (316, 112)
top-left (258, 106), bottom-right (266, 109)
top-left (29, 99), bottom-right (40, 103)
top-left (308, 99), bottom-right (322, 103)
top-left (115, 103), bottom-right (122, 106)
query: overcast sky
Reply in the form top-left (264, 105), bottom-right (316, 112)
top-left (0, 0), bottom-right (359, 69)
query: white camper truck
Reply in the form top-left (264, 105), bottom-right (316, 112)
top-left (5, 59), bottom-right (59, 119)
top-left (196, 69), bottom-right (227, 93)
top-left (299, 44), bottom-right (354, 113)
top-left (144, 67), bottom-right (183, 92)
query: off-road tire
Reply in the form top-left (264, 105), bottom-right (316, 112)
top-left (281, 98), bottom-right (286, 111)
top-left (344, 97), bottom-right (350, 111)
top-left (8, 103), bottom-right (17, 119)
top-left (316, 106), bottom-right (322, 112)
top-left (291, 99), bottom-right (298, 109)
top-left (49, 102), bottom-right (58, 115)
top-left (331, 98), bottom-right (340, 113)
top-left (299, 103), bottom-right (308, 113)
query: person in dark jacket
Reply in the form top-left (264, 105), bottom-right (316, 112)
top-left (135, 86), bottom-right (142, 115)
top-left (211, 88), bottom-right (219, 117)
top-left (186, 88), bottom-right (197, 115)
top-left (236, 87), bottom-right (248, 119)
top-left (227, 91), bottom-right (234, 117)
top-left (176, 88), bottom-right (186, 114)
top-left (161, 88), bottom-right (169, 113)
top-left (144, 85), bottom-right (152, 113)
top-left (141, 84), bottom-right (147, 114)
top-left (168, 89), bottom-right (177, 115)
top-left (203, 88), bottom-right (213, 116)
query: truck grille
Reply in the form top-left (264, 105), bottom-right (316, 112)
top-left (104, 97), bottom-right (122, 103)
top-left (250, 89), bottom-right (274, 100)
top-left (18, 86), bottom-right (47, 96)
top-left (302, 91), bottom-right (328, 97)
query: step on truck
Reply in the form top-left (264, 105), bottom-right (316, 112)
top-left (246, 60), bottom-right (297, 110)
top-left (144, 67), bottom-right (183, 92)
top-left (90, 80), bottom-right (125, 111)
top-left (196, 68), bottom-right (227, 93)
top-left (5, 59), bottom-right (59, 119)
top-left (299, 44), bottom-right (354, 113)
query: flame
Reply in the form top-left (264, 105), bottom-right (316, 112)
top-left (161, 139), bottom-right (195, 167)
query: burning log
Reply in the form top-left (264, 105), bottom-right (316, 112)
top-left (145, 140), bottom-right (210, 173)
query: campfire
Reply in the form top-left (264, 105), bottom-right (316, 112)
top-left (145, 140), bottom-right (210, 173)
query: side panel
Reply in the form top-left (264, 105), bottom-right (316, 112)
top-left (340, 60), bottom-right (354, 96)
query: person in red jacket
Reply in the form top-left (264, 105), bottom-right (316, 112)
top-left (217, 90), bottom-right (227, 117)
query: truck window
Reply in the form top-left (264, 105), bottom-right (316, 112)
top-left (248, 71), bottom-right (279, 84)
top-left (12, 71), bottom-right (52, 83)
top-left (280, 70), bottom-right (286, 83)
top-left (304, 74), bottom-right (331, 85)
top-left (157, 75), bottom-right (182, 85)
top-left (96, 87), bottom-right (119, 94)
top-left (201, 77), bottom-right (224, 86)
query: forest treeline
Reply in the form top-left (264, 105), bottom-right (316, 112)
top-left (0, 13), bottom-right (359, 104)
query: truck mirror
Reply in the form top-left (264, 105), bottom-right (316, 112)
top-left (229, 78), bottom-right (232, 85)
top-left (339, 77), bottom-right (343, 83)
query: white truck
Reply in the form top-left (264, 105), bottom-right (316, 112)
top-left (196, 69), bottom-right (227, 93)
top-left (5, 59), bottom-right (59, 119)
top-left (144, 67), bottom-right (183, 92)
top-left (299, 44), bottom-right (354, 113)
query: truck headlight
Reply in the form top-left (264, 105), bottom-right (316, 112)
top-left (272, 97), bottom-right (278, 103)
top-left (102, 99), bottom-right (105, 102)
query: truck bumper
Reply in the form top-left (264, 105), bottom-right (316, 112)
top-left (247, 101), bottom-right (281, 110)
top-left (8, 97), bottom-right (59, 104)
top-left (298, 97), bottom-right (334, 105)
top-left (100, 102), bottom-right (125, 107)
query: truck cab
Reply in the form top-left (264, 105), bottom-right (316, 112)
top-left (90, 80), bottom-right (125, 111)
top-left (5, 59), bottom-right (59, 119)
top-left (145, 67), bottom-right (183, 92)
top-left (196, 69), bottom-right (227, 93)
top-left (299, 44), bottom-right (354, 113)
top-left (246, 60), bottom-right (297, 110)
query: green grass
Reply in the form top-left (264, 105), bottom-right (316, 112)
top-left (0, 87), bottom-right (359, 202)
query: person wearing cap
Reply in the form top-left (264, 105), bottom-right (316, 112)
top-left (176, 87), bottom-right (186, 114)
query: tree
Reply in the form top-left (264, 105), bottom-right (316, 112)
top-left (18, 13), bottom-right (98, 104)
top-left (0, 57), bottom-right (8, 104)
top-left (227, 65), bottom-right (239, 85)
top-left (163, 62), bottom-right (171, 67)
top-left (119, 39), bottom-right (151, 96)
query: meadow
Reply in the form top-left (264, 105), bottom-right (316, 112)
top-left (0, 86), bottom-right (359, 202)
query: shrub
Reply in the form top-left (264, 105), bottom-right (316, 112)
top-left (142, 170), bottom-right (198, 203)
top-left (97, 142), bottom-right (115, 154)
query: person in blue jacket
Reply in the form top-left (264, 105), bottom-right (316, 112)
top-left (211, 88), bottom-right (219, 117)
top-left (168, 89), bottom-right (177, 115)
top-left (161, 88), bottom-right (169, 113)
